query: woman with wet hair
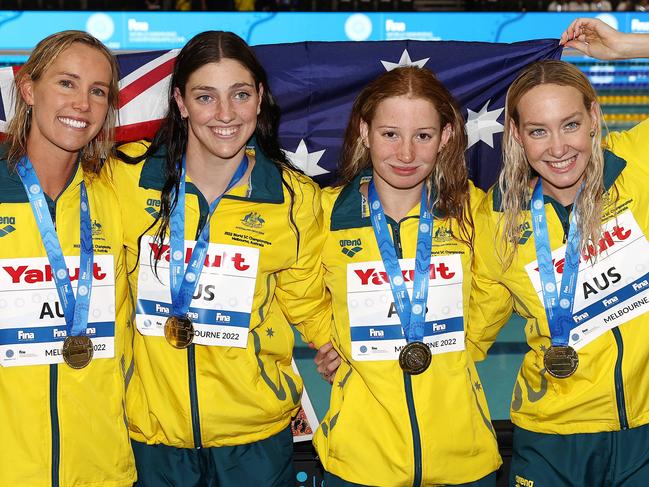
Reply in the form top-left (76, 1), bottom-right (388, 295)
top-left (107, 30), bottom-right (333, 486)
top-left (0, 30), bottom-right (135, 486)
top-left (468, 18), bottom-right (649, 486)
top-left (313, 66), bottom-right (501, 487)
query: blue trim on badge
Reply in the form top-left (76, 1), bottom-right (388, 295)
top-left (136, 300), bottom-right (251, 329)
top-left (0, 321), bottom-right (115, 345)
top-left (350, 317), bottom-right (464, 341)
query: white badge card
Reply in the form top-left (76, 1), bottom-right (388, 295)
top-left (347, 255), bottom-right (465, 361)
top-left (0, 255), bottom-right (116, 367)
top-left (525, 211), bottom-right (649, 350)
top-left (136, 235), bottom-right (258, 348)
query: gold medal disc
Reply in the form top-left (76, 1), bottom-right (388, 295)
top-left (164, 316), bottom-right (194, 349)
top-left (544, 345), bottom-right (579, 379)
top-left (62, 335), bottom-right (94, 369)
top-left (399, 341), bottom-right (432, 375)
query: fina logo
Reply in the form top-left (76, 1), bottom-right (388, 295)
top-left (85, 13), bottom-right (115, 42)
top-left (5, 349), bottom-right (14, 359)
top-left (345, 14), bottom-right (373, 41)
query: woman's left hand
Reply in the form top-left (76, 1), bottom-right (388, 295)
top-left (311, 341), bottom-right (342, 384)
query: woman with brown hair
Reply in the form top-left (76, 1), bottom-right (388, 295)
top-left (313, 66), bottom-right (501, 486)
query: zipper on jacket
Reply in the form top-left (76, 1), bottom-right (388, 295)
top-left (49, 197), bottom-right (60, 487)
top-left (187, 345), bottom-right (202, 448)
top-left (50, 365), bottom-right (60, 487)
top-left (389, 219), bottom-right (423, 487)
top-left (612, 328), bottom-right (629, 430)
top-left (187, 192), bottom-right (209, 449)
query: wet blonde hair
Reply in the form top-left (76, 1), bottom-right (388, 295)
top-left (499, 60), bottom-right (605, 267)
top-left (338, 66), bottom-right (473, 245)
top-left (6, 30), bottom-right (119, 174)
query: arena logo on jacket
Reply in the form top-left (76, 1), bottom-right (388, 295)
top-left (0, 215), bottom-right (16, 237)
top-left (525, 210), bottom-right (649, 350)
top-left (346, 255), bottom-right (465, 361)
top-left (136, 236), bottom-right (259, 347)
top-left (0, 256), bottom-right (116, 366)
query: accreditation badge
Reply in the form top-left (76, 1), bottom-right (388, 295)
top-left (0, 255), bottom-right (116, 367)
top-left (136, 235), bottom-right (258, 348)
top-left (347, 255), bottom-right (465, 362)
top-left (525, 210), bottom-right (649, 350)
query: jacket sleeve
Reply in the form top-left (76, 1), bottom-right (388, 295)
top-left (274, 176), bottom-right (332, 349)
top-left (606, 117), bottom-right (649, 164)
top-left (466, 192), bottom-right (514, 361)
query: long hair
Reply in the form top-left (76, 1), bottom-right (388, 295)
top-left (6, 30), bottom-right (119, 174)
top-left (338, 66), bottom-right (472, 245)
top-left (499, 60), bottom-right (605, 267)
top-left (116, 31), bottom-right (298, 264)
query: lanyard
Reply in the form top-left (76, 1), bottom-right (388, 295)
top-left (530, 179), bottom-right (581, 346)
top-left (17, 157), bottom-right (94, 338)
top-left (367, 180), bottom-right (433, 343)
top-left (168, 153), bottom-right (249, 318)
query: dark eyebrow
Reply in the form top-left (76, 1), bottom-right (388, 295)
top-left (190, 81), bottom-right (255, 92)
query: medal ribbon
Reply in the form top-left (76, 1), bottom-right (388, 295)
top-left (530, 179), bottom-right (581, 347)
top-left (168, 153), bottom-right (249, 318)
top-left (367, 180), bottom-right (433, 344)
top-left (17, 157), bottom-right (94, 338)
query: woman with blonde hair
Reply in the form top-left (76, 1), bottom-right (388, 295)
top-left (468, 18), bottom-right (649, 486)
top-left (313, 65), bottom-right (501, 486)
top-left (0, 30), bottom-right (135, 486)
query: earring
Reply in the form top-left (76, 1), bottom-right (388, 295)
top-left (589, 130), bottom-right (596, 137)
top-left (26, 105), bottom-right (32, 116)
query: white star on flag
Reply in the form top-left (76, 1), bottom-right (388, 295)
top-left (284, 139), bottom-right (328, 177)
top-left (465, 100), bottom-right (504, 149)
top-left (381, 49), bottom-right (429, 71)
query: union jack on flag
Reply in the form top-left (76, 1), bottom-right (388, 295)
top-left (0, 39), bottom-right (561, 189)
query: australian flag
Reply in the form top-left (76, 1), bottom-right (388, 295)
top-left (0, 39), bottom-right (561, 190)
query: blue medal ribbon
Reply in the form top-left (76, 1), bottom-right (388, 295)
top-left (168, 153), bottom-right (249, 319)
top-left (530, 179), bottom-right (581, 347)
top-left (17, 157), bottom-right (94, 338)
top-left (367, 180), bottom-right (433, 344)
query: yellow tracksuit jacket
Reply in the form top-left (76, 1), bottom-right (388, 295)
top-left (0, 150), bottom-right (135, 487)
top-left (106, 140), bottom-right (331, 448)
top-left (469, 119), bottom-right (649, 434)
top-left (313, 173), bottom-right (501, 486)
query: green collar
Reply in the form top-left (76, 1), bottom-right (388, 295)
top-left (491, 149), bottom-right (627, 212)
top-left (330, 169), bottom-right (443, 231)
top-left (330, 169), bottom-right (373, 231)
top-left (139, 138), bottom-right (285, 204)
top-left (0, 145), bottom-right (83, 204)
top-left (0, 159), bottom-right (29, 203)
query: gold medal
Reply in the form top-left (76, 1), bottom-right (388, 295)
top-left (544, 345), bottom-right (579, 378)
top-left (399, 341), bottom-right (431, 375)
top-left (164, 316), bottom-right (194, 349)
top-left (62, 335), bottom-right (93, 369)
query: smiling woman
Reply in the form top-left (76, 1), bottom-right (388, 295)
top-left (105, 30), bottom-right (333, 486)
top-left (467, 17), bottom-right (649, 487)
top-left (0, 31), bottom-right (135, 487)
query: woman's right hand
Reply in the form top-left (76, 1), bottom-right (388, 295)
top-left (561, 17), bottom-right (649, 60)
